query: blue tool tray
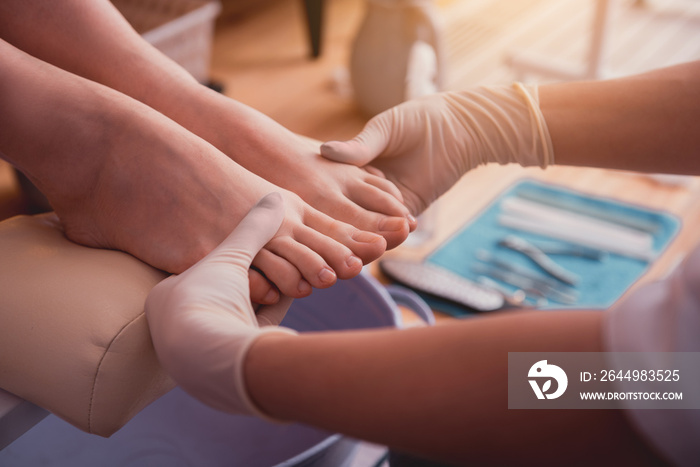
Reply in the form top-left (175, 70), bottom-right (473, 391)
top-left (422, 179), bottom-right (680, 316)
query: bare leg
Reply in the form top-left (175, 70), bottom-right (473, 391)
top-left (0, 0), bottom-right (416, 249)
top-left (0, 40), bottom-right (386, 299)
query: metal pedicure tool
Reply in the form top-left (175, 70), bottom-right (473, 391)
top-left (526, 240), bottom-right (607, 261)
top-left (471, 263), bottom-right (576, 305)
top-left (475, 250), bottom-right (579, 298)
top-left (498, 235), bottom-right (580, 286)
top-left (471, 263), bottom-right (555, 306)
top-left (379, 258), bottom-right (505, 312)
top-left (475, 276), bottom-right (527, 306)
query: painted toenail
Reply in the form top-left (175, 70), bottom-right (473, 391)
top-left (352, 231), bottom-right (384, 243)
top-left (346, 255), bottom-right (363, 270)
top-left (379, 217), bottom-right (407, 232)
top-left (318, 267), bottom-right (337, 284)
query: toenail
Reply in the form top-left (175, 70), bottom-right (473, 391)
top-left (346, 255), bottom-right (363, 270)
top-left (264, 288), bottom-right (279, 304)
top-left (298, 280), bottom-right (312, 295)
top-left (318, 267), bottom-right (337, 284)
top-left (352, 230), bottom-right (384, 243)
top-left (379, 217), bottom-right (407, 232)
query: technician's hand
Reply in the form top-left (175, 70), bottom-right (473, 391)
top-left (145, 193), bottom-right (297, 418)
top-left (321, 85), bottom-right (554, 215)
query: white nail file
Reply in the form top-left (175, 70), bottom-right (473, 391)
top-left (379, 258), bottom-right (505, 312)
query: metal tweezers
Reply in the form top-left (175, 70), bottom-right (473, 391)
top-left (499, 235), bottom-right (580, 286)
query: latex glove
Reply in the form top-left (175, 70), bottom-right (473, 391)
top-left (145, 193), bottom-right (297, 419)
top-left (321, 83), bottom-right (554, 215)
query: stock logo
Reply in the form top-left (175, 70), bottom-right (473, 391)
top-left (528, 360), bottom-right (568, 400)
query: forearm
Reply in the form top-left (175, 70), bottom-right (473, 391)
top-left (539, 61), bottom-right (700, 174)
top-left (245, 311), bottom-right (661, 466)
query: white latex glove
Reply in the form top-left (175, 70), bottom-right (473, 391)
top-left (145, 193), bottom-right (297, 419)
top-left (321, 83), bottom-right (554, 215)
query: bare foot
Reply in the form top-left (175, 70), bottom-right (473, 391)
top-left (176, 93), bottom-right (417, 249)
top-left (239, 127), bottom-right (416, 251)
top-left (57, 109), bottom-right (388, 300)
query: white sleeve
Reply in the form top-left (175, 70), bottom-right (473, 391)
top-left (604, 245), bottom-right (700, 466)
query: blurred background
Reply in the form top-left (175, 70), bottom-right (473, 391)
top-left (207, 0), bottom-right (700, 139)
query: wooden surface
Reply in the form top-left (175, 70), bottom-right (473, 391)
top-left (2, 0), bottom-right (699, 318)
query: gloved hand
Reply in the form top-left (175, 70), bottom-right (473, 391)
top-left (145, 192), bottom-right (297, 419)
top-left (321, 83), bottom-right (554, 215)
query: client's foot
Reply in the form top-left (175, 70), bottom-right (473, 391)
top-left (49, 93), bottom-right (386, 301)
top-left (196, 98), bottom-right (417, 249)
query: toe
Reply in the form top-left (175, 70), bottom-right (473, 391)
top-left (303, 210), bottom-right (387, 266)
top-left (253, 248), bottom-right (313, 298)
top-left (348, 182), bottom-right (409, 219)
top-left (293, 224), bottom-right (365, 280)
top-left (362, 172), bottom-right (405, 204)
top-left (264, 235), bottom-right (340, 289)
top-left (249, 268), bottom-right (280, 304)
top-left (346, 183), bottom-right (412, 249)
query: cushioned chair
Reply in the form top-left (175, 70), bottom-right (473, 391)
top-left (0, 214), bottom-right (171, 441)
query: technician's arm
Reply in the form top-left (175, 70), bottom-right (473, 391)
top-left (322, 61), bottom-right (700, 215)
top-left (244, 311), bottom-right (663, 466)
top-left (539, 61), bottom-right (700, 173)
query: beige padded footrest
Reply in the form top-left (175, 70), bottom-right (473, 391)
top-left (0, 214), bottom-right (173, 437)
